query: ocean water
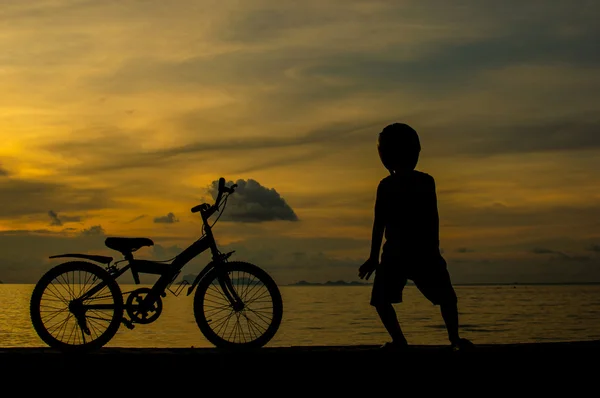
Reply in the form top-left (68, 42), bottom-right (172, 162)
top-left (1, 284), bottom-right (599, 348)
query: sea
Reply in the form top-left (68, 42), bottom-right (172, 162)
top-left (1, 284), bottom-right (599, 348)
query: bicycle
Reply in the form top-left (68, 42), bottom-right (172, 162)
top-left (30, 177), bottom-right (283, 353)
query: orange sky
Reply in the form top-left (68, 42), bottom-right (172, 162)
top-left (1, 0), bottom-right (599, 284)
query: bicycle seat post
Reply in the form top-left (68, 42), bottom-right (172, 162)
top-left (123, 252), bottom-right (140, 284)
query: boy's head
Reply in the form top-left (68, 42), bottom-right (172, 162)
top-left (377, 123), bottom-right (421, 173)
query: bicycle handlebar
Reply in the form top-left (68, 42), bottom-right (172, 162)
top-left (191, 177), bottom-right (237, 216)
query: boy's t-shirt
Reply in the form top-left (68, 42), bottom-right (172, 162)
top-left (375, 170), bottom-right (442, 262)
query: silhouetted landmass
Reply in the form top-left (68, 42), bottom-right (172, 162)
top-left (181, 274), bottom-right (262, 286)
top-left (289, 280), bottom-right (372, 286)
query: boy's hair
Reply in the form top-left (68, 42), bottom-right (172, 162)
top-left (377, 123), bottom-right (421, 172)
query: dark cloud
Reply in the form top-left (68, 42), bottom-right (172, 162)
top-left (445, 118), bottom-right (600, 157)
top-left (532, 247), bottom-right (590, 262)
top-left (0, 226), bottom-right (180, 283)
top-left (230, 148), bottom-right (332, 174)
top-left (208, 179), bottom-right (298, 223)
top-left (152, 244), bottom-right (183, 260)
top-left (221, 6), bottom-right (339, 43)
top-left (456, 247), bottom-right (475, 253)
top-left (588, 244), bottom-right (600, 253)
top-left (532, 248), bottom-right (558, 255)
top-left (39, 125), bottom-right (169, 174)
top-left (441, 202), bottom-right (600, 229)
top-left (0, 228), bottom-right (108, 282)
top-left (304, 29), bottom-right (599, 93)
top-left (127, 215), bottom-right (147, 224)
top-left (80, 225), bottom-right (105, 236)
top-left (0, 176), bottom-right (112, 217)
top-left (48, 210), bottom-right (82, 226)
top-left (155, 119), bottom-right (380, 158)
top-left (40, 119), bottom-right (382, 175)
top-left (48, 210), bottom-right (61, 226)
top-left (88, 1), bottom-right (599, 95)
top-left (43, 116), bottom-right (600, 179)
top-left (153, 212), bottom-right (178, 224)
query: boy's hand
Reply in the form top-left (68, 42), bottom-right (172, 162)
top-left (358, 258), bottom-right (378, 280)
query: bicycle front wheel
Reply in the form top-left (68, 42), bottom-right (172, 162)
top-left (30, 261), bottom-right (124, 352)
top-left (194, 261), bottom-right (283, 349)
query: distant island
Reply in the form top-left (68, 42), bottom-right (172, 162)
top-left (288, 280), bottom-right (372, 286)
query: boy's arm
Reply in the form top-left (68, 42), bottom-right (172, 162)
top-left (429, 175), bottom-right (441, 249)
top-left (369, 209), bottom-right (385, 261)
top-left (370, 181), bottom-right (387, 260)
top-left (359, 182), bottom-right (386, 279)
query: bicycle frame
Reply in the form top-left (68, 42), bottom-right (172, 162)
top-left (75, 179), bottom-right (242, 316)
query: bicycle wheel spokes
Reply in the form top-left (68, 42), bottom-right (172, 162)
top-left (204, 270), bottom-right (274, 345)
top-left (194, 261), bottom-right (282, 349)
top-left (38, 267), bottom-right (118, 347)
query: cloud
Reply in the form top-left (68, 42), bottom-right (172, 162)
top-left (531, 247), bottom-right (590, 262)
top-left (0, 166), bottom-right (8, 176)
top-left (0, 176), bottom-right (112, 218)
top-left (37, 120), bottom-right (382, 177)
top-left (0, 225), bottom-right (173, 283)
top-left (451, 118), bottom-right (600, 157)
top-left (440, 203), bottom-right (600, 230)
top-left (154, 212), bottom-right (179, 224)
top-left (0, 227), bottom-right (109, 282)
top-left (208, 179), bottom-right (298, 223)
top-left (127, 215), bottom-right (147, 224)
top-left (48, 210), bottom-right (62, 226)
top-left (456, 247), bottom-right (475, 253)
top-left (80, 225), bottom-right (105, 236)
top-left (532, 248), bottom-right (558, 255)
top-left (588, 244), bottom-right (600, 253)
top-left (152, 243), bottom-right (183, 260)
top-left (48, 210), bottom-right (82, 226)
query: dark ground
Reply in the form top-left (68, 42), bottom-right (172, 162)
top-left (1, 341), bottom-right (598, 395)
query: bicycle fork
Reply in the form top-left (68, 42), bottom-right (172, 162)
top-left (217, 272), bottom-right (244, 311)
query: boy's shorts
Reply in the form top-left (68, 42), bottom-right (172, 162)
top-left (370, 253), bottom-right (457, 307)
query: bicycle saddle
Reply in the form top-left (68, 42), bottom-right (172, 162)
top-left (105, 237), bottom-right (154, 253)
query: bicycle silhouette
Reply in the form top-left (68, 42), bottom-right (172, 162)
top-left (30, 178), bottom-right (283, 352)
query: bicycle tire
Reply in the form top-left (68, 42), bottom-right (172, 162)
top-left (30, 261), bottom-right (123, 353)
top-left (193, 261), bottom-right (283, 349)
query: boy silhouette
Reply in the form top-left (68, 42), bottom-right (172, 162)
top-left (358, 123), bottom-right (472, 351)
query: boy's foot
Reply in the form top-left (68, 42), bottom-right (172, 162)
top-left (451, 338), bottom-right (475, 352)
top-left (380, 341), bottom-right (409, 351)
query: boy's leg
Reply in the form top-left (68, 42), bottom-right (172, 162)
top-left (375, 303), bottom-right (408, 345)
top-left (413, 266), bottom-right (462, 344)
top-left (369, 261), bottom-right (408, 345)
top-left (440, 302), bottom-right (460, 344)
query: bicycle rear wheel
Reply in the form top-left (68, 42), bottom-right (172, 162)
top-left (194, 261), bottom-right (283, 349)
top-left (30, 261), bottom-right (123, 352)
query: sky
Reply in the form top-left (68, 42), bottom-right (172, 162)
top-left (1, 0), bottom-right (599, 284)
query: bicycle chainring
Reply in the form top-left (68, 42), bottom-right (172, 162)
top-left (126, 288), bottom-right (163, 324)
